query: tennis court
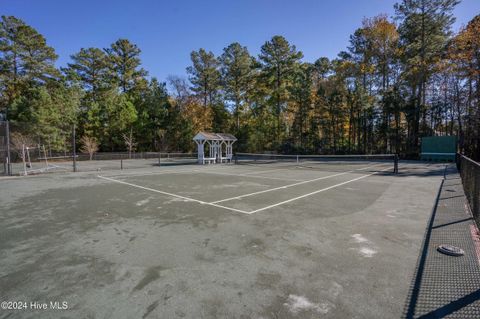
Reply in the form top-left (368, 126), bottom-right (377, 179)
top-left (0, 159), bottom-right (447, 318)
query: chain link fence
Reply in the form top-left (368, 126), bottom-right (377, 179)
top-left (71, 152), bottom-right (197, 172)
top-left (1, 121), bottom-right (198, 175)
top-left (457, 153), bottom-right (480, 227)
top-left (7, 121), bottom-right (72, 175)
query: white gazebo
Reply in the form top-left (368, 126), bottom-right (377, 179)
top-left (193, 132), bottom-right (237, 164)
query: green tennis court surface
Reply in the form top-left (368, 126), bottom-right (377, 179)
top-left (0, 162), bottom-right (448, 318)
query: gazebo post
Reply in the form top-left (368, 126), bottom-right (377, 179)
top-left (213, 140), bottom-right (219, 163)
top-left (195, 139), bottom-right (206, 164)
top-left (226, 140), bottom-right (234, 162)
top-left (226, 141), bottom-right (231, 159)
top-left (207, 140), bottom-right (212, 163)
top-left (220, 141), bottom-right (226, 163)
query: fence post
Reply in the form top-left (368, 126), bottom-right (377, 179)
top-left (42, 145), bottom-right (48, 167)
top-left (394, 154), bottom-right (399, 174)
top-left (22, 144), bottom-right (27, 176)
top-left (5, 121), bottom-right (11, 175)
top-left (72, 125), bottom-right (77, 172)
top-left (474, 166), bottom-right (479, 223)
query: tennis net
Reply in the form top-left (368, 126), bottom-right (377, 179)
top-left (234, 153), bottom-right (399, 174)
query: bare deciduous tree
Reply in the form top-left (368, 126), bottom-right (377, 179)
top-left (80, 136), bottom-right (99, 160)
top-left (123, 129), bottom-right (137, 159)
top-left (10, 132), bottom-right (35, 160)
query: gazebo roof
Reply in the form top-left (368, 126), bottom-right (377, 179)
top-left (193, 132), bottom-right (237, 141)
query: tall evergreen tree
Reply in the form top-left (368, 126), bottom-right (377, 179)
top-left (313, 57), bottom-right (331, 85)
top-left (105, 39), bottom-right (147, 94)
top-left (66, 48), bottom-right (111, 99)
top-left (9, 83), bottom-right (80, 150)
top-left (395, 0), bottom-right (459, 153)
top-left (290, 63), bottom-right (314, 151)
top-left (187, 48), bottom-right (221, 107)
top-left (258, 35), bottom-right (303, 145)
top-left (135, 78), bottom-right (170, 150)
top-left (0, 15), bottom-right (58, 116)
top-left (449, 14), bottom-right (480, 159)
top-left (219, 42), bottom-right (255, 130)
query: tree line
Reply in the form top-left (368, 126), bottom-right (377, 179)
top-left (0, 0), bottom-right (479, 160)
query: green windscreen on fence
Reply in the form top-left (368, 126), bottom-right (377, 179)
top-left (421, 136), bottom-right (457, 161)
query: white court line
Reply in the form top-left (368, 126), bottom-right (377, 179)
top-left (97, 175), bottom-right (250, 214)
top-left (247, 166), bottom-right (392, 214)
top-left (242, 167), bottom-right (292, 175)
top-left (103, 168), bottom-right (204, 178)
top-left (210, 163), bottom-right (385, 204)
top-left (105, 167), bottom-right (303, 182)
top-left (196, 170), bottom-right (303, 182)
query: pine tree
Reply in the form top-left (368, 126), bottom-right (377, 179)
top-left (258, 35), bottom-right (303, 146)
top-left (395, 0), bottom-right (459, 153)
top-left (66, 48), bottom-right (111, 100)
top-left (135, 78), bottom-right (170, 150)
top-left (9, 83), bottom-right (79, 150)
top-left (290, 63), bottom-right (314, 151)
top-left (187, 49), bottom-right (221, 107)
top-left (0, 15), bottom-right (58, 115)
top-left (219, 42), bottom-right (255, 130)
top-left (449, 15), bottom-right (480, 159)
top-left (105, 39), bottom-right (147, 94)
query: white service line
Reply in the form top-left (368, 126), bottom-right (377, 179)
top-left (105, 166), bottom-right (242, 178)
top-left (103, 168), bottom-right (204, 178)
top-left (197, 170), bottom-right (304, 182)
top-left (247, 166), bottom-right (392, 214)
top-left (210, 163), bottom-right (385, 204)
top-left (242, 167), bottom-right (292, 175)
top-left (105, 167), bottom-right (303, 182)
top-left (97, 175), bottom-right (250, 214)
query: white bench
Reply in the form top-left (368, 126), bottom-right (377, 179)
top-left (202, 157), bottom-right (216, 164)
top-left (219, 155), bottom-right (233, 163)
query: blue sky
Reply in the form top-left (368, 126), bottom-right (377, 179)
top-left (3, 0), bottom-right (479, 82)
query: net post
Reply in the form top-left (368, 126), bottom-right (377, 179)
top-left (296, 155), bottom-right (299, 164)
top-left (158, 152), bottom-right (161, 167)
top-left (394, 154), bottom-right (399, 174)
top-left (121, 158), bottom-right (123, 170)
top-left (234, 153), bottom-right (238, 165)
top-left (72, 125), bottom-right (77, 172)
